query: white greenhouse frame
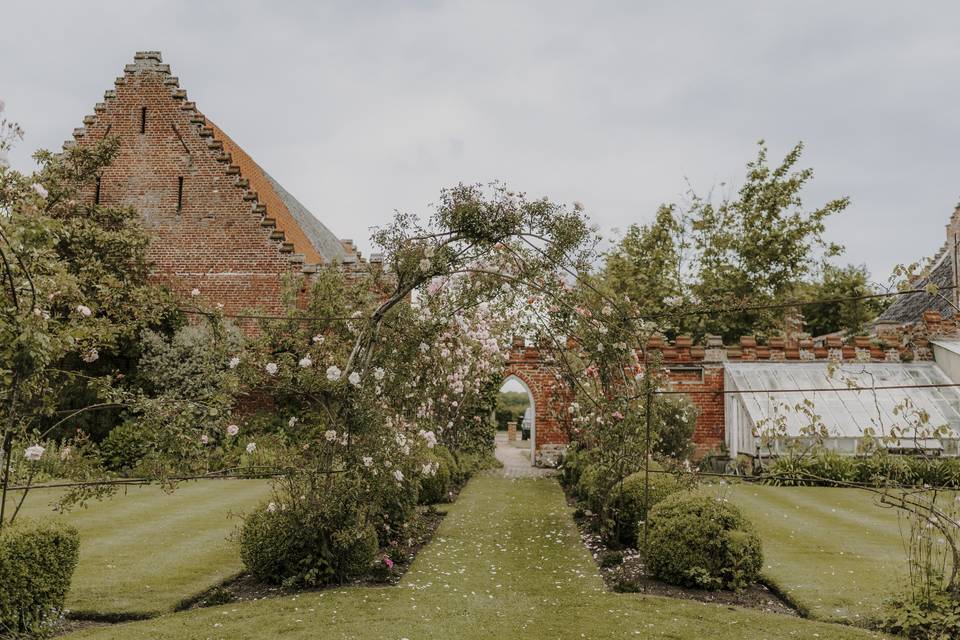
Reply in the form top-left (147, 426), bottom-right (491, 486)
top-left (724, 362), bottom-right (960, 458)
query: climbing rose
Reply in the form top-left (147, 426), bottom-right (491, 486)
top-left (348, 371), bottom-right (361, 386)
top-left (265, 362), bottom-right (278, 375)
top-left (226, 424), bottom-right (240, 437)
top-left (228, 356), bottom-right (241, 369)
top-left (298, 355), bottom-right (313, 368)
top-left (81, 348), bottom-right (99, 363)
top-left (76, 304), bottom-right (92, 317)
top-left (246, 442), bottom-right (257, 454)
top-left (24, 444), bottom-right (45, 461)
top-left (326, 365), bottom-right (342, 381)
top-left (393, 469), bottom-right (404, 482)
top-left (31, 183), bottom-right (48, 198)
top-left (190, 288), bottom-right (200, 297)
top-left (373, 367), bottom-right (385, 381)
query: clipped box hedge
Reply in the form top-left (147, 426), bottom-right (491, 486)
top-left (0, 519), bottom-right (80, 635)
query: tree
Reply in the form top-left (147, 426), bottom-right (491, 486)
top-left (798, 263), bottom-right (886, 337)
top-left (598, 141), bottom-right (850, 341)
top-left (599, 205), bottom-right (684, 326)
top-left (0, 126), bottom-right (178, 527)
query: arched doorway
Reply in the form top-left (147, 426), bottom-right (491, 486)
top-left (498, 374), bottom-right (536, 464)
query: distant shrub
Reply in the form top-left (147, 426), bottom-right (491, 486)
top-left (646, 493), bottom-right (763, 591)
top-left (99, 420), bottom-right (153, 472)
top-left (239, 476), bottom-right (380, 588)
top-left (762, 451), bottom-right (960, 488)
top-left (0, 520), bottom-right (80, 635)
top-left (605, 464), bottom-right (688, 545)
top-left (418, 446), bottom-right (456, 504)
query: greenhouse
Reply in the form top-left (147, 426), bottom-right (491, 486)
top-left (724, 362), bottom-right (960, 458)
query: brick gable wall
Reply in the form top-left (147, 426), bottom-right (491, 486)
top-left (68, 51), bottom-right (306, 316)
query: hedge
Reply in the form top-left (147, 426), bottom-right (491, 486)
top-left (0, 520), bottom-right (80, 635)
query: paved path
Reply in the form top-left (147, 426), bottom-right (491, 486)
top-left (494, 431), bottom-right (555, 478)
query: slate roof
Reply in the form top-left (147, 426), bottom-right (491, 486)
top-left (875, 252), bottom-right (955, 325)
top-left (208, 120), bottom-right (346, 264)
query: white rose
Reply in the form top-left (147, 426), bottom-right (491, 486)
top-left (246, 442), bottom-right (257, 454)
top-left (362, 456), bottom-right (374, 467)
top-left (324, 429), bottom-right (338, 442)
top-left (81, 348), bottom-right (99, 363)
top-left (24, 444), bottom-right (45, 461)
top-left (288, 416), bottom-right (298, 427)
top-left (373, 367), bottom-right (385, 381)
top-left (326, 365), bottom-right (341, 381)
top-left (419, 258), bottom-right (431, 272)
top-left (76, 304), bottom-right (92, 317)
top-left (348, 372), bottom-right (361, 387)
top-left (265, 362), bottom-right (278, 375)
top-left (226, 424), bottom-right (240, 437)
top-left (190, 288), bottom-right (200, 297)
top-left (312, 334), bottom-right (324, 344)
top-left (393, 469), bottom-right (404, 482)
top-left (228, 356), bottom-right (241, 369)
top-left (267, 502), bottom-right (277, 513)
top-left (299, 355), bottom-right (313, 368)
top-left (200, 435), bottom-right (209, 445)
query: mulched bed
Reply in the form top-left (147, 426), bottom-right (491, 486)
top-left (179, 505), bottom-right (448, 611)
top-left (567, 492), bottom-right (797, 616)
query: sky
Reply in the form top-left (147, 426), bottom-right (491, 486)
top-left (2, 1), bottom-right (958, 286)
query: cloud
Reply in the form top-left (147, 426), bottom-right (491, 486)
top-left (2, 0), bottom-right (957, 280)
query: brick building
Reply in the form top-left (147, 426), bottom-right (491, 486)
top-left (65, 51), bottom-right (360, 316)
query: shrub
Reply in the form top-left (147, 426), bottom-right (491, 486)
top-left (645, 493), bottom-right (763, 591)
top-left (882, 591), bottom-right (960, 640)
top-left (451, 451), bottom-right (501, 486)
top-left (653, 394), bottom-right (699, 460)
top-left (0, 520), bottom-right (80, 635)
top-left (576, 463), bottom-right (605, 512)
top-left (239, 476), bottom-right (380, 588)
top-left (99, 419), bottom-right (153, 472)
top-left (418, 446), bottom-right (455, 504)
top-left (605, 464), bottom-right (687, 545)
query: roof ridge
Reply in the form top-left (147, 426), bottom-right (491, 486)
top-left (66, 51), bottom-right (314, 273)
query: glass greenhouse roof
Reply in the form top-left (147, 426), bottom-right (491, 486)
top-left (725, 362), bottom-right (960, 443)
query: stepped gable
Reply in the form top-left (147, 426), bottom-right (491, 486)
top-left (63, 51), bottom-right (352, 315)
top-left (207, 120), bottom-right (346, 264)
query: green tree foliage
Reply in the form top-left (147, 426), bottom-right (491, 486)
top-left (598, 141), bottom-right (851, 341)
top-left (797, 263), bottom-right (887, 337)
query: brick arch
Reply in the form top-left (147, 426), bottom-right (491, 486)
top-left (503, 338), bottom-right (572, 467)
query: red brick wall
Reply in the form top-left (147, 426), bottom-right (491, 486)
top-left (70, 52), bottom-right (301, 317)
top-left (504, 344), bottom-right (572, 451)
top-left (663, 366), bottom-right (725, 455)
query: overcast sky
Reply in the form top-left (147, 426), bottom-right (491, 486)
top-left (2, 1), bottom-right (958, 282)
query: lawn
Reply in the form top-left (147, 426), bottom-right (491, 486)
top-left (5, 479), bottom-right (271, 617)
top-left (64, 474), bottom-right (884, 639)
top-left (717, 483), bottom-right (908, 625)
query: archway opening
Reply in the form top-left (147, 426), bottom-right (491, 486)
top-left (497, 375), bottom-right (536, 464)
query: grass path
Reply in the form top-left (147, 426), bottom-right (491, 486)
top-left (66, 474), bottom-right (885, 639)
top-left (7, 479), bottom-right (271, 617)
top-left (720, 484), bottom-right (907, 624)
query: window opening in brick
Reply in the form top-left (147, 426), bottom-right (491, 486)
top-left (177, 176), bottom-right (184, 212)
top-left (140, 107), bottom-right (147, 133)
top-left (94, 177), bottom-right (101, 204)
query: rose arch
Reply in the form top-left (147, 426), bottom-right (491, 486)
top-left (503, 336), bottom-right (573, 467)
